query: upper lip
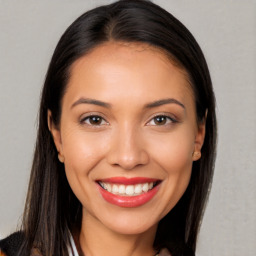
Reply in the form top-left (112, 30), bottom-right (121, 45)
top-left (96, 177), bottom-right (160, 185)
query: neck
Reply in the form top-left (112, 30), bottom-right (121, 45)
top-left (77, 209), bottom-right (158, 256)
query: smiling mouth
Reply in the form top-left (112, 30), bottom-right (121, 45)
top-left (98, 181), bottom-right (161, 196)
top-left (96, 177), bottom-right (162, 208)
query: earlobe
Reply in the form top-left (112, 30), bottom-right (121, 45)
top-left (192, 114), bottom-right (207, 161)
top-left (47, 110), bottom-right (64, 163)
top-left (192, 151), bottom-right (201, 161)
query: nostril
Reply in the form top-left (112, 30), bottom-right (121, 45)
top-left (106, 134), bottom-right (149, 169)
top-left (113, 154), bottom-right (149, 170)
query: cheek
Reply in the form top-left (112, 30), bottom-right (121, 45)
top-left (147, 128), bottom-right (194, 209)
top-left (62, 129), bottom-right (109, 170)
top-left (149, 128), bottom-right (194, 172)
top-left (158, 137), bottom-right (193, 192)
top-left (60, 129), bottom-right (112, 208)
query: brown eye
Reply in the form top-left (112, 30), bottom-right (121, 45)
top-left (154, 116), bottom-right (168, 125)
top-left (147, 115), bottom-right (176, 126)
top-left (82, 115), bottom-right (108, 126)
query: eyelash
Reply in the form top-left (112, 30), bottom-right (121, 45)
top-left (80, 114), bottom-right (177, 127)
top-left (80, 115), bottom-right (109, 126)
top-left (146, 114), bottom-right (177, 126)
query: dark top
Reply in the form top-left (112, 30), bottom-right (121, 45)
top-left (0, 232), bottom-right (25, 256)
top-left (0, 232), bottom-right (194, 256)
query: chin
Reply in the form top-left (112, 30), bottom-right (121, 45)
top-left (94, 207), bottom-right (160, 235)
top-left (107, 220), bottom-right (157, 236)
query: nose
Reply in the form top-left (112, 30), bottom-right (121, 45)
top-left (106, 127), bottom-right (149, 170)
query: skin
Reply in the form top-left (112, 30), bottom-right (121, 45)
top-left (49, 42), bottom-right (205, 256)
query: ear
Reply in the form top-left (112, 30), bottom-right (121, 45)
top-left (47, 110), bottom-right (64, 163)
top-left (192, 112), bottom-right (207, 161)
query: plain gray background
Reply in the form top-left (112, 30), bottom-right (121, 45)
top-left (0, 1), bottom-right (255, 255)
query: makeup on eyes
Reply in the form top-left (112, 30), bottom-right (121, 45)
top-left (78, 112), bottom-right (181, 129)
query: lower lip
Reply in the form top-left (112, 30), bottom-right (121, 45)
top-left (97, 183), bottom-right (160, 208)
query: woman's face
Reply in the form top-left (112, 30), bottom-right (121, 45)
top-left (50, 42), bottom-right (205, 235)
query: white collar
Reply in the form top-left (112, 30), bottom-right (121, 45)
top-left (68, 234), bottom-right (171, 256)
top-left (68, 233), bottom-right (79, 256)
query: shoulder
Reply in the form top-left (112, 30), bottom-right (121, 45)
top-left (159, 244), bottom-right (195, 256)
top-left (0, 231), bottom-right (25, 256)
top-left (0, 232), bottom-right (41, 256)
top-left (158, 248), bottom-right (172, 255)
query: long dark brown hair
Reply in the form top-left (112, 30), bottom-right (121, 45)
top-left (20, 1), bottom-right (217, 255)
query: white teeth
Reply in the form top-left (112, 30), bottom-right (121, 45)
top-left (119, 185), bottom-right (126, 194)
top-left (99, 182), bottom-right (156, 196)
top-left (142, 183), bottom-right (149, 192)
top-left (106, 183), bottom-right (112, 192)
top-left (126, 185), bottom-right (134, 195)
top-left (102, 182), bottom-right (107, 190)
top-left (112, 184), bottom-right (119, 194)
top-left (134, 184), bottom-right (142, 194)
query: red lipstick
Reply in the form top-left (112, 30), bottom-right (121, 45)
top-left (96, 177), bottom-right (161, 208)
top-left (99, 177), bottom-right (158, 185)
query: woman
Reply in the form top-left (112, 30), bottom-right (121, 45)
top-left (0, 0), bottom-right (217, 255)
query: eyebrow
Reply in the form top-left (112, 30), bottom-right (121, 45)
top-left (71, 98), bottom-right (112, 109)
top-left (144, 98), bottom-right (185, 109)
top-left (71, 97), bottom-right (185, 110)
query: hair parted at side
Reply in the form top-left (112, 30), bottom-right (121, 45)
top-left (20, 1), bottom-right (217, 255)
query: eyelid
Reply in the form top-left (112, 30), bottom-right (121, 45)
top-left (146, 113), bottom-right (178, 126)
top-left (80, 112), bottom-right (109, 126)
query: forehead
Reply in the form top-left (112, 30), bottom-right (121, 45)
top-left (65, 42), bottom-right (194, 106)
top-left (70, 41), bottom-right (189, 80)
